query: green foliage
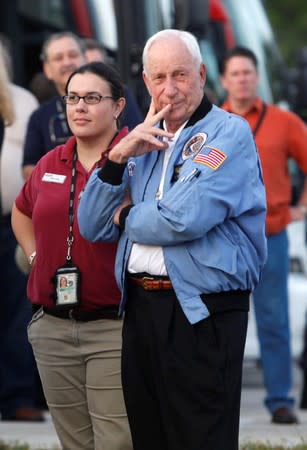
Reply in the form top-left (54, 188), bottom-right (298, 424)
top-left (0, 443), bottom-right (29, 450)
top-left (241, 443), bottom-right (307, 450)
top-left (264, 0), bottom-right (307, 66)
top-left (1, 440), bottom-right (307, 450)
top-left (4, 442), bottom-right (307, 450)
top-left (0, 442), bottom-right (59, 450)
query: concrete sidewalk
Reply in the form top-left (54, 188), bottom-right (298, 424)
top-left (1, 389), bottom-right (307, 449)
top-left (1, 374), bottom-right (307, 449)
top-left (240, 387), bottom-right (307, 447)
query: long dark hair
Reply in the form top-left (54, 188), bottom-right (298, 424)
top-left (65, 61), bottom-right (125, 100)
top-left (65, 61), bottom-right (125, 125)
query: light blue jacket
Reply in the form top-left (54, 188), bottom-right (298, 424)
top-left (78, 98), bottom-right (267, 324)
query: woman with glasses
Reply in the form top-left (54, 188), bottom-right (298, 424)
top-left (11, 62), bottom-right (132, 450)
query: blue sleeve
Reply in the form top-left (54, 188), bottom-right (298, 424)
top-left (78, 168), bottom-right (128, 242)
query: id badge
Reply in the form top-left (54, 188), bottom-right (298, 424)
top-left (54, 265), bottom-right (81, 309)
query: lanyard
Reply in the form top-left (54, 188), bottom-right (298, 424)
top-left (49, 99), bottom-right (69, 144)
top-left (253, 102), bottom-right (267, 137)
top-left (66, 149), bottom-right (78, 262)
top-left (65, 131), bottom-right (119, 260)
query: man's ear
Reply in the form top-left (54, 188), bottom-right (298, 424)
top-left (43, 62), bottom-right (52, 81)
top-left (220, 74), bottom-right (227, 90)
top-left (199, 63), bottom-right (206, 90)
top-left (143, 71), bottom-right (152, 97)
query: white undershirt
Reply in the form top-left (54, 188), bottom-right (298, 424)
top-left (127, 121), bottom-right (186, 275)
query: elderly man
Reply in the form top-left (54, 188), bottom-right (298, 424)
top-left (78, 29), bottom-right (267, 450)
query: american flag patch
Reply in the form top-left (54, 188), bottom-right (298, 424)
top-left (193, 146), bottom-right (227, 170)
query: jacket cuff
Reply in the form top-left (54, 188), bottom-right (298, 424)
top-left (119, 204), bottom-right (134, 230)
top-left (98, 159), bottom-right (126, 185)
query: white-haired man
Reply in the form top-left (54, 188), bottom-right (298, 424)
top-left (78, 29), bottom-right (267, 450)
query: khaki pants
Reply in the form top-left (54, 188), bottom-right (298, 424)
top-left (28, 309), bottom-right (132, 450)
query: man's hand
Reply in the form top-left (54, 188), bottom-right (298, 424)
top-left (109, 101), bottom-right (174, 164)
top-left (290, 205), bottom-right (307, 222)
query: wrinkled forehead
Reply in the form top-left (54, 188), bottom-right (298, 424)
top-left (46, 37), bottom-right (81, 58)
top-left (224, 55), bottom-right (258, 73)
top-left (146, 38), bottom-right (195, 73)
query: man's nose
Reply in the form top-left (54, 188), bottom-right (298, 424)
top-left (164, 78), bottom-right (178, 96)
top-left (62, 54), bottom-right (76, 65)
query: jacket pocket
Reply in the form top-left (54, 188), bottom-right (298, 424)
top-left (188, 227), bottom-right (238, 275)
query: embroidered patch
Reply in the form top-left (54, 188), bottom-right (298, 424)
top-left (127, 161), bottom-right (136, 176)
top-left (182, 133), bottom-right (207, 160)
top-left (193, 146), bottom-right (227, 170)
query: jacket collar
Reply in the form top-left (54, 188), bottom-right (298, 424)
top-left (159, 95), bottom-right (213, 130)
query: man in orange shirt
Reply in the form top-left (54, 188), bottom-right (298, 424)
top-left (221, 46), bottom-right (307, 424)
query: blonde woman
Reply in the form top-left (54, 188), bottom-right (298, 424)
top-left (0, 38), bottom-right (44, 422)
top-left (0, 41), bottom-right (14, 134)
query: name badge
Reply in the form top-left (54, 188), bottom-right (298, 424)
top-left (54, 265), bottom-right (80, 309)
top-left (42, 173), bottom-right (66, 184)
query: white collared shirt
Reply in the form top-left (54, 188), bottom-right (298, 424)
top-left (127, 121), bottom-right (187, 275)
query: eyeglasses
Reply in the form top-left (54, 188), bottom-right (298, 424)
top-left (62, 93), bottom-right (114, 105)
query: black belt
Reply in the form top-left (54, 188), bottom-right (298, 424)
top-left (43, 305), bottom-right (119, 321)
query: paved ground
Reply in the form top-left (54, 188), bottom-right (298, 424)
top-left (240, 387), bottom-right (307, 447)
top-left (1, 365), bottom-right (306, 449)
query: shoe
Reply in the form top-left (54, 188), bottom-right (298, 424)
top-left (300, 386), bottom-right (307, 409)
top-left (1, 407), bottom-right (45, 422)
top-left (300, 372), bottom-right (307, 409)
top-left (271, 407), bottom-right (299, 424)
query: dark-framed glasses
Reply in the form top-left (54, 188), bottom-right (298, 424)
top-left (62, 93), bottom-right (114, 105)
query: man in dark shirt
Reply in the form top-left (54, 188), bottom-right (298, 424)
top-left (23, 33), bottom-right (143, 181)
top-left (22, 31), bottom-right (85, 180)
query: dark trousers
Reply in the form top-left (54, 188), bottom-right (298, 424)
top-left (122, 284), bottom-right (248, 450)
top-left (0, 220), bottom-right (37, 417)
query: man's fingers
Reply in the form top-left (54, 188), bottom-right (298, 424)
top-left (144, 99), bottom-right (157, 124)
top-left (144, 99), bottom-right (161, 124)
top-left (145, 102), bottom-right (172, 126)
top-left (149, 126), bottom-right (173, 140)
top-left (152, 104), bottom-right (172, 124)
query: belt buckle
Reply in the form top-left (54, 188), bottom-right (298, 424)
top-left (142, 276), bottom-right (155, 290)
